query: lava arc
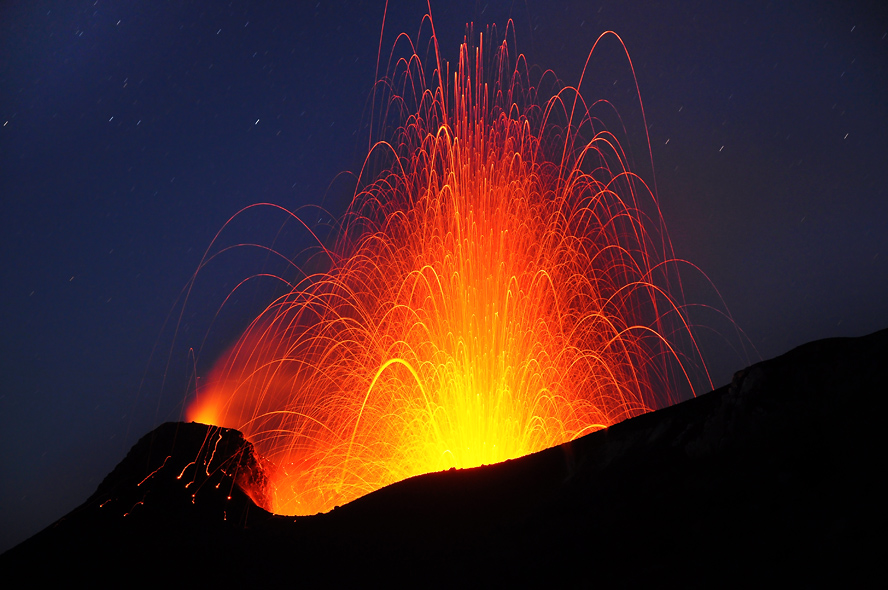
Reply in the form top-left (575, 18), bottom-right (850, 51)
top-left (187, 22), bottom-right (712, 516)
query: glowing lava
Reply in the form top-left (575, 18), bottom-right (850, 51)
top-left (187, 23), bottom-right (711, 516)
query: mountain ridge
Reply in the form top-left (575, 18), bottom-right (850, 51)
top-left (3, 328), bottom-right (885, 585)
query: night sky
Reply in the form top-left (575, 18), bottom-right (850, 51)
top-left (2, 0), bottom-right (886, 553)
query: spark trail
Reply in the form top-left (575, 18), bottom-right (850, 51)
top-left (187, 22), bottom-right (712, 516)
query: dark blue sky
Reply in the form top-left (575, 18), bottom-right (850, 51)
top-left (2, 0), bottom-right (886, 552)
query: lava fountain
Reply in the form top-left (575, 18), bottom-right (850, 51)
top-left (187, 21), bottom-right (713, 516)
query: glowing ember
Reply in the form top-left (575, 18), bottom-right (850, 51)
top-left (187, 24), bottom-right (712, 516)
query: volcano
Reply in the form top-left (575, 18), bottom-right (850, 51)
top-left (2, 328), bottom-right (884, 586)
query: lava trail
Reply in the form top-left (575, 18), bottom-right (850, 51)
top-left (187, 22), bottom-right (711, 516)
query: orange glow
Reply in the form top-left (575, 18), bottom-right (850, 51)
top-left (187, 23), bottom-right (712, 516)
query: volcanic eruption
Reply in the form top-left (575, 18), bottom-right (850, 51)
top-left (186, 20), bottom-right (718, 516)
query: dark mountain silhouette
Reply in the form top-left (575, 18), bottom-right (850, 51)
top-left (3, 328), bottom-right (885, 586)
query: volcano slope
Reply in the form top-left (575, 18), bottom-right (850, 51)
top-left (2, 328), bottom-right (885, 586)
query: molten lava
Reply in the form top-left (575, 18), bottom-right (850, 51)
top-left (187, 24), bottom-right (710, 516)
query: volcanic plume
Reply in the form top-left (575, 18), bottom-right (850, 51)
top-left (187, 23), bottom-right (716, 516)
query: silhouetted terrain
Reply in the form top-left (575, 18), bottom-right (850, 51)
top-left (3, 328), bottom-right (885, 586)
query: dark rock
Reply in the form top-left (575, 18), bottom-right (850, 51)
top-left (1, 423), bottom-right (273, 582)
top-left (3, 329), bottom-right (885, 586)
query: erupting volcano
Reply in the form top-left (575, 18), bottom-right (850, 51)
top-left (186, 21), bottom-right (714, 516)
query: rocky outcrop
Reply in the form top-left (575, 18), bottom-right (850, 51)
top-left (3, 328), bottom-right (885, 586)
